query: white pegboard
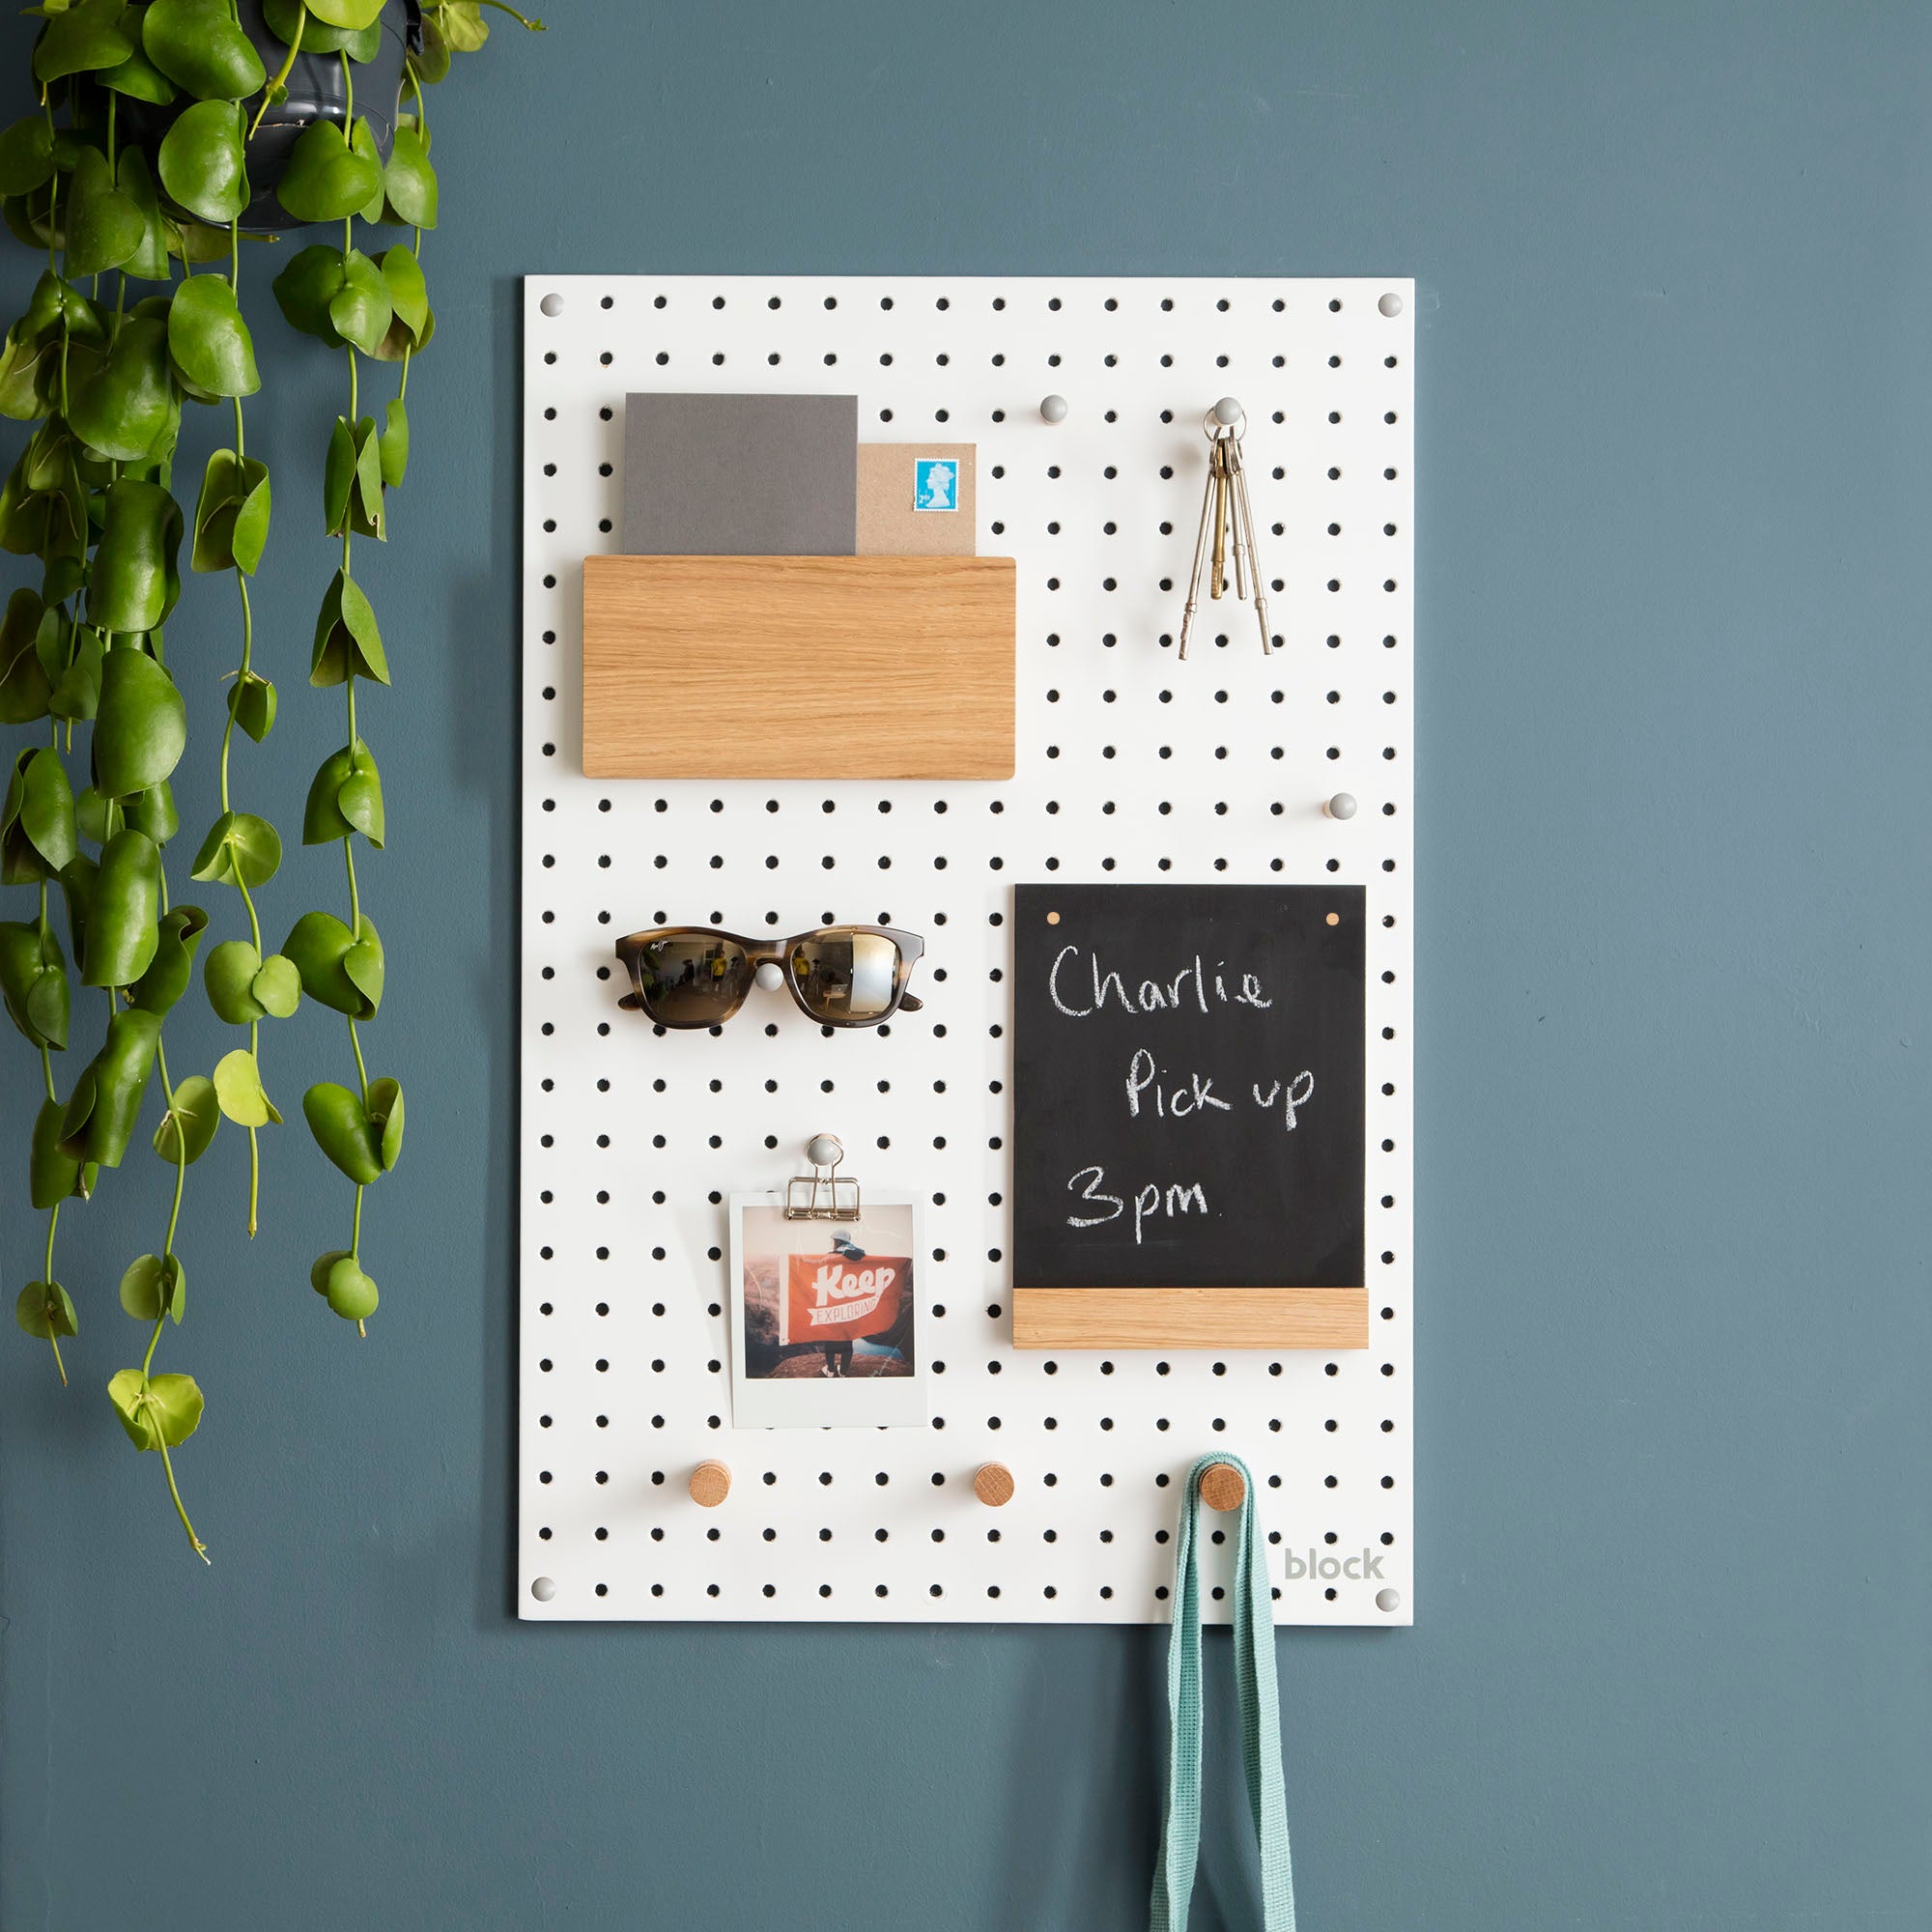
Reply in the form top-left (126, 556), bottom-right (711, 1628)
top-left (519, 276), bottom-right (1413, 1625)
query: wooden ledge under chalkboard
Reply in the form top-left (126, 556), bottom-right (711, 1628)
top-left (581, 554), bottom-right (1016, 779)
top-left (1010, 1287), bottom-right (1369, 1351)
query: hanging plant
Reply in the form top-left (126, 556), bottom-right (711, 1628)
top-left (1, 0), bottom-right (542, 1560)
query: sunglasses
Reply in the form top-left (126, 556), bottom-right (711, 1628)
top-left (614, 925), bottom-right (926, 1030)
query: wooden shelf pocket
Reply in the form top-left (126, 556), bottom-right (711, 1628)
top-left (1011, 1287), bottom-right (1370, 1352)
top-left (581, 554), bottom-right (1016, 779)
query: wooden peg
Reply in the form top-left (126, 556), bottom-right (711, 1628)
top-left (1200, 1462), bottom-right (1246, 1512)
top-left (689, 1460), bottom-right (731, 1507)
top-left (973, 1462), bottom-right (1015, 1507)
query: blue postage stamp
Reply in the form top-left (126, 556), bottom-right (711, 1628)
top-left (914, 457), bottom-right (958, 512)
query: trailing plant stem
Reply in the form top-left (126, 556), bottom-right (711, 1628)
top-left (42, 1202), bottom-right (64, 1385)
top-left (249, 6), bottom-right (304, 139)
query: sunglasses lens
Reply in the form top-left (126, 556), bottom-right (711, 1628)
top-left (790, 931), bottom-right (902, 1022)
top-left (634, 936), bottom-right (752, 1025)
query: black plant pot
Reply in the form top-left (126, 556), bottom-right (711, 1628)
top-left (126, 0), bottom-right (421, 232)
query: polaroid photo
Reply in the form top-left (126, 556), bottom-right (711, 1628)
top-left (913, 456), bottom-right (958, 512)
top-left (727, 1193), bottom-right (927, 1429)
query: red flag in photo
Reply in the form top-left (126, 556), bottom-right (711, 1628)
top-left (781, 1252), bottom-right (910, 1346)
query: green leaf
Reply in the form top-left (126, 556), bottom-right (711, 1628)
top-left (324, 1254), bottom-right (378, 1322)
top-left (189, 809), bottom-right (281, 889)
top-left (123, 780), bottom-right (179, 847)
top-left (157, 99), bottom-right (247, 224)
top-left (98, 40), bottom-right (178, 105)
top-left (1, 746), bottom-right (76, 882)
top-left (49, 626), bottom-right (103, 722)
top-left (142, 0), bottom-right (267, 99)
top-left (34, 0), bottom-right (135, 86)
top-left (190, 448), bottom-right (270, 575)
top-left (383, 127), bottom-right (437, 228)
top-left (251, 951), bottom-right (300, 1018)
top-left (302, 739), bottom-right (384, 846)
top-left (168, 272), bottom-right (258, 397)
top-left (368, 1075), bottom-right (404, 1170)
top-left (0, 920), bottom-right (68, 1049)
top-left (277, 119), bottom-right (383, 224)
top-left (369, 244), bottom-right (430, 360)
top-left (282, 909), bottom-right (382, 1018)
top-left (323, 414), bottom-right (384, 538)
top-left (440, 1), bottom-right (491, 53)
top-left (81, 827), bottom-right (161, 985)
top-left (228, 670), bottom-right (276, 742)
top-left (344, 930), bottom-right (384, 1010)
top-left (271, 244), bottom-right (391, 354)
top-left (264, 0), bottom-right (379, 57)
top-left (203, 938), bottom-right (265, 1022)
top-left (58, 1006), bottom-right (161, 1168)
top-left (408, 15), bottom-right (452, 84)
top-left (330, 251), bottom-right (392, 355)
top-left (64, 145), bottom-right (144, 277)
top-left (307, 0), bottom-right (387, 29)
top-left (0, 118), bottom-right (56, 198)
top-left (92, 644), bottom-right (185, 795)
top-left (310, 568), bottom-right (389, 686)
top-left (57, 854), bottom-right (96, 969)
top-left (16, 1279), bottom-right (77, 1340)
top-left (31, 1094), bottom-right (93, 1206)
top-left (0, 420), bottom-right (89, 560)
top-left (169, 219), bottom-right (232, 265)
top-left (379, 242), bottom-right (428, 331)
top-left (309, 1248), bottom-right (352, 1294)
top-left (120, 1250), bottom-right (186, 1321)
top-left (88, 480), bottom-right (184, 636)
top-left (128, 902), bottom-right (206, 1015)
top-left (0, 589), bottom-right (50, 723)
top-left (107, 1367), bottom-right (204, 1450)
top-left (67, 315), bottom-right (175, 463)
top-left (153, 1071), bottom-right (218, 1165)
top-left (213, 1045), bottom-right (279, 1126)
top-left (114, 149), bottom-right (172, 283)
top-left (74, 785), bottom-right (108, 847)
top-left (302, 1079), bottom-right (382, 1183)
top-left (349, 119), bottom-right (387, 224)
top-left (378, 397), bottom-right (409, 487)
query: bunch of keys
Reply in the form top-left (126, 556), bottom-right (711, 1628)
top-left (1179, 397), bottom-right (1271, 660)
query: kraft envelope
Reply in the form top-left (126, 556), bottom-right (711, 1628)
top-left (622, 393), bottom-right (857, 555)
top-left (856, 443), bottom-right (977, 556)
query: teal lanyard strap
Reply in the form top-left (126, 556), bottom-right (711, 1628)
top-left (1149, 1453), bottom-right (1297, 1932)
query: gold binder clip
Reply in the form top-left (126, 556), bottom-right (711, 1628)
top-left (784, 1133), bottom-right (862, 1222)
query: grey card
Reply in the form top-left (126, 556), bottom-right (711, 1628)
top-left (622, 393), bottom-right (857, 555)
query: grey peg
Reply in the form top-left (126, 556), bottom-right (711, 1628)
top-left (1378, 292), bottom-right (1404, 318)
top-left (1324, 792), bottom-right (1357, 821)
top-left (805, 1133), bottom-right (844, 1168)
top-left (538, 292), bottom-right (564, 318)
top-left (1039, 394), bottom-right (1067, 423)
top-left (753, 960), bottom-right (785, 992)
top-left (530, 1576), bottom-right (557, 1603)
top-left (1376, 1588), bottom-right (1402, 1612)
top-left (1211, 395), bottom-right (1242, 426)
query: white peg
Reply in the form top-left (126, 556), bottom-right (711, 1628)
top-left (1324, 792), bottom-right (1357, 821)
top-left (1039, 394), bottom-right (1067, 423)
top-left (530, 1576), bottom-right (557, 1602)
top-left (753, 960), bottom-right (784, 992)
top-left (1376, 1588), bottom-right (1402, 1612)
top-left (538, 293), bottom-right (564, 318)
top-left (1378, 293), bottom-right (1404, 318)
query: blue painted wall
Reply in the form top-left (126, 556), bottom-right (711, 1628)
top-left (4, 4), bottom-right (1927, 1926)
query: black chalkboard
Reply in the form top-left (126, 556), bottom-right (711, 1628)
top-left (1012, 883), bottom-right (1365, 1291)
